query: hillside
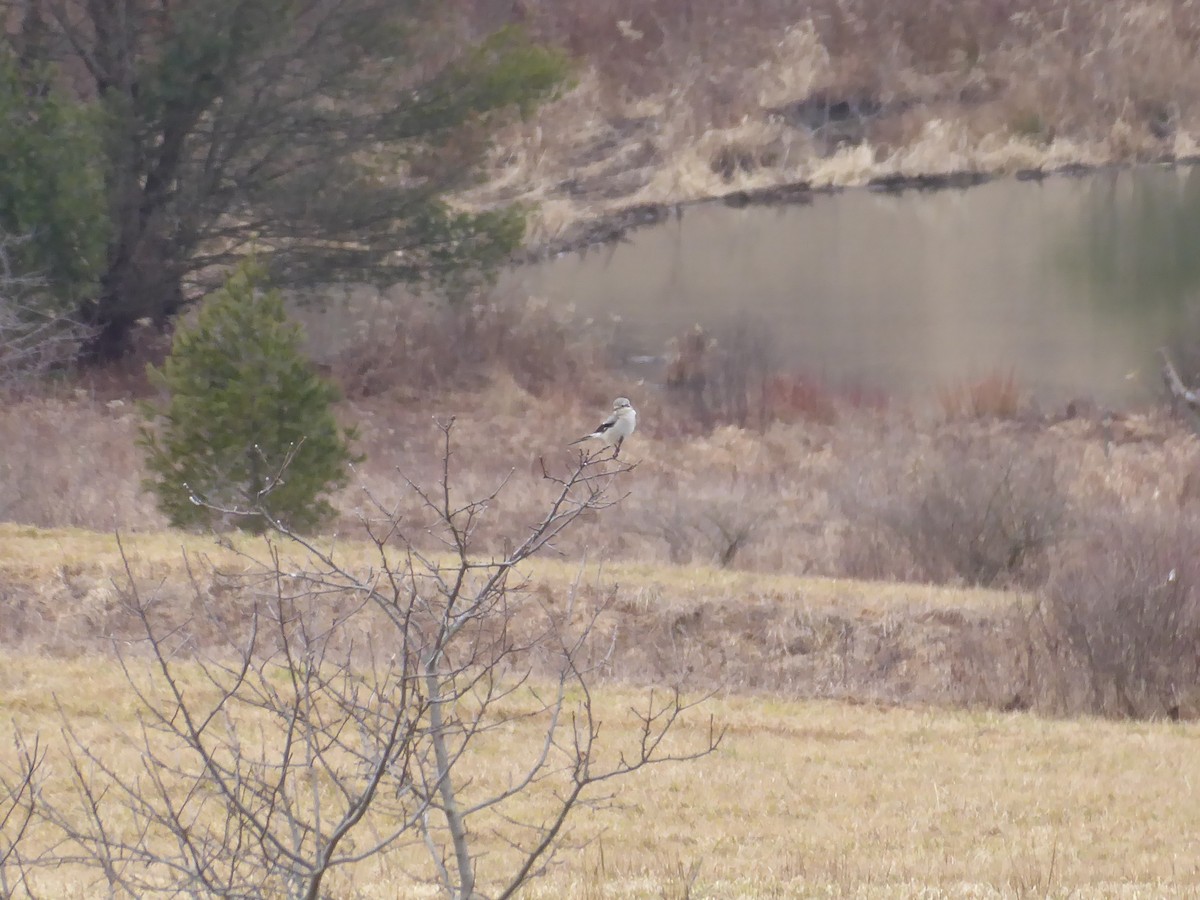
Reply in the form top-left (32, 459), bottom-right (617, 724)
top-left (461, 0), bottom-right (1200, 250)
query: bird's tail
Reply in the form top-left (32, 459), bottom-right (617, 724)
top-left (569, 435), bottom-right (591, 445)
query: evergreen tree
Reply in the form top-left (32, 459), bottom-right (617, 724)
top-left (140, 261), bottom-right (358, 533)
top-left (0, 46), bottom-right (108, 311)
top-left (9, 2), bottom-right (569, 360)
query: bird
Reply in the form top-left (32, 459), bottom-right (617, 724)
top-left (571, 397), bottom-right (637, 457)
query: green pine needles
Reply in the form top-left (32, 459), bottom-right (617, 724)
top-left (140, 261), bottom-right (359, 533)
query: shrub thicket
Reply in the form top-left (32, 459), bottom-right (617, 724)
top-left (839, 434), bottom-right (1067, 588)
top-left (140, 262), bottom-right (358, 533)
top-left (1035, 508), bottom-right (1200, 719)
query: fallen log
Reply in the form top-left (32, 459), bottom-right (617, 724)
top-left (1159, 347), bottom-right (1200, 409)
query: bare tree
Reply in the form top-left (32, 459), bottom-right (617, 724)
top-left (37, 423), bottom-right (721, 898)
top-left (0, 231), bottom-right (95, 387)
top-left (0, 732), bottom-right (44, 898)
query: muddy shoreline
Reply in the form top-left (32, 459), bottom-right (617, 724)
top-left (515, 155), bottom-right (1200, 263)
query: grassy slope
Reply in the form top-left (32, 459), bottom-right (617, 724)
top-left (0, 522), bottom-right (1023, 704)
top-left (464, 1), bottom-right (1200, 246)
top-left (0, 394), bottom-right (1195, 896)
top-left (2, 527), bottom-right (1198, 897)
top-left (0, 523), bottom-right (1006, 610)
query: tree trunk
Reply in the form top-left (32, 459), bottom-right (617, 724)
top-left (79, 316), bottom-right (135, 365)
top-left (80, 221), bottom-right (187, 365)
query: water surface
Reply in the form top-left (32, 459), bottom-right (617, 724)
top-left (507, 166), bottom-right (1200, 406)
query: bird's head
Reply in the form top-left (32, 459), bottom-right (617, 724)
top-left (613, 397), bottom-right (632, 410)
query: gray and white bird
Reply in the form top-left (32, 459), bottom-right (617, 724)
top-left (571, 397), bottom-right (637, 457)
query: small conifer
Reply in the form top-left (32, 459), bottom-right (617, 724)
top-left (140, 261), bottom-right (358, 532)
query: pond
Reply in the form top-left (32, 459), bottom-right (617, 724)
top-left (505, 164), bottom-right (1200, 408)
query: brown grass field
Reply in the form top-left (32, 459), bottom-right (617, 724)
top-left (4, 593), bottom-right (1200, 897)
top-left (3, 378), bottom-right (1200, 896)
top-left (8, 3), bottom-right (1200, 894)
top-left (5, 301), bottom-right (1198, 893)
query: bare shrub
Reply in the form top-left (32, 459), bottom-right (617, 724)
top-left (0, 233), bottom-right (94, 389)
top-left (839, 433), bottom-right (1067, 588)
top-left (664, 320), bottom-right (836, 433)
top-left (29, 425), bottom-right (720, 897)
top-left (0, 298), bottom-right (92, 389)
top-left (1034, 508), bottom-right (1200, 719)
top-left (328, 288), bottom-right (611, 400)
top-left (632, 473), bottom-right (778, 568)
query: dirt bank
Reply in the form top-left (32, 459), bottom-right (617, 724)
top-left (458, 1), bottom-right (1200, 250)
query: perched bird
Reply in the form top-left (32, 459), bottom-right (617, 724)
top-left (571, 397), bottom-right (637, 457)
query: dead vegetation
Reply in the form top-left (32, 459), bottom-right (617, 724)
top-left (7, 653), bottom-right (1200, 897)
top-left (302, 285), bottom-right (618, 402)
top-left (5, 310), bottom-right (1200, 895)
top-left (2, 368), bottom-right (1200, 719)
top-left (3, 293), bottom-right (1200, 737)
top-left (837, 431), bottom-right (1068, 588)
top-left (938, 368), bottom-right (1024, 421)
top-left (448, 0), bottom-right (1200, 241)
top-left (7, 5), bottom-right (1200, 891)
top-left (1, 422), bottom-right (722, 898)
top-left (1035, 506), bottom-right (1200, 719)
top-left (663, 321), bottom-right (841, 432)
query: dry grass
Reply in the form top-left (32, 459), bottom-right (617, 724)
top-left (4, 653), bottom-right (1200, 897)
top-left (0, 395), bottom-right (160, 530)
top-left (3, 381), bottom-right (1200, 892)
top-left (3, 316), bottom-right (1200, 716)
top-left (0, 522), bottom-right (1024, 706)
top-left (2, 374), bottom-right (1199, 576)
top-left (445, 0), bottom-right (1200, 240)
top-left (938, 369), bottom-right (1024, 421)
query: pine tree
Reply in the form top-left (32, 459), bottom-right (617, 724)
top-left (140, 261), bottom-right (359, 532)
top-left (12, 3), bottom-right (568, 360)
top-left (0, 46), bottom-right (108, 311)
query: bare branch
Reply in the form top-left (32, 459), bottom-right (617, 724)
top-left (1159, 347), bottom-right (1200, 436)
top-left (38, 418), bottom-right (716, 898)
top-left (0, 232), bottom-right (96, 388)
top-left (0, 730), bottom-right (46, 898)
